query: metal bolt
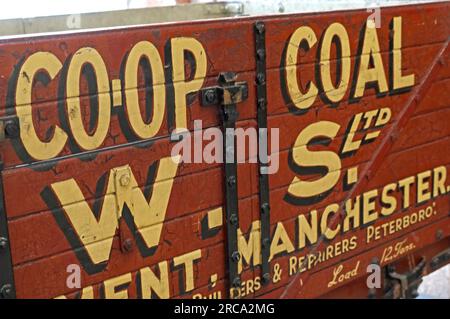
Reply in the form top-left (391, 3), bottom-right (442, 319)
top-left (223, 110), bottom-right (230, 122)
top-left (258, 99), bottom-right (266, 110)
top-left (0, 237), bottom-right (7, 249)
top-left (231, 251), bottom-right (241, 262)
top-left (0, 284), bottom-right (12, 298)
top-left (255, 22), bottom-right (265, 34)
top-left (261, 202), bottom-right (270, 214)
top-left (256, 73), bottom-right (265, 85)
top-left (119, 174), bottom-right (130, 187)
top-left (256, 49), bottom-right (265, 61)
top-left (232, 277), bottom-right (241, 288)
top-left (262, 237), bottom-right (270, 248)
top-left (227, 175), bottom-right (236, 186)
top-left (122, 238), bottom-right (133, 252)
top-left (229, 214), bottom-right (238, 225)
top-left (4, 121), bottom-right (19, 138)
top-left (436, 229), bottom-right (443, 240)
top-left (262, 272), bottom-right (271, 284)
top-left (204, 89), bottom-right (216, 104)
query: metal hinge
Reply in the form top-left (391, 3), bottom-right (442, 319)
top-left (0, 116), bottom-right (19, 142)
top-left (383, 258), bottom-right (426, 299)
top-left (201, 72), bottom-right (248, 298)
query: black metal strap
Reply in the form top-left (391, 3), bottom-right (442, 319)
top-left (0, 162), bottom-right (16, 299)
top-left (222, 104), bottom-right (241, 294)
top-left (201, 72), bottom-right (248, 298)
top-left (255, 21), bottom-right (271, 285)
top-left (219, 73), bottom-right (242, 297)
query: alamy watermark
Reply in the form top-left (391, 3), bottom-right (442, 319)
top-left (367, 2), bottom-right (381, 28)
top-left (66, 264), bottom-right (81, 289)
top-left (367, 264), bottom-right (382, 289)
top-left (170, 120), bottom-right (280, 174)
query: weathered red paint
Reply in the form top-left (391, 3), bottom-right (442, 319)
top-left (0, 2), bottom-right (448, 299)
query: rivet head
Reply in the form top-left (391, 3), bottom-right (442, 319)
top-left (261, 202), bottom-right (270, 214)
top-left (258, 99), bottom-right (266, 110)
top-left (204, 90), bottom-right (216, 104)
top-left (262, 273), bottom-right (271, 284)
top-left (227, 176), bottom-right (236, 186)
top-left (232, 277), bottom-right (241, 288)
top-left (231, 251), bottom-right (241, 262)
top-left (0, 237), bottom-right (7, 249)
top-left (0, 284), bottom-right (12, 298)
top-left (256, 73), bottom-right (265, 85)
top-left (229, 214), bottom-right (238, 225)
top-left (262, 237), bottom-right (270, 248)
top-left (256, 49), bottom-right (265, 61)
top-left (120, 174), bottom-right (130, 187)
top-left (223, 110), bottom-right (230, 122)
top-left (255, 22), bottom-right (265, 34)
top-left (4, 121), bottom-right (19, 138)
top-left (122, 238), bottom-right (134, 252)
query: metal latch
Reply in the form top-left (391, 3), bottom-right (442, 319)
top-left (201, 72), bottom-right (248, 108)
top-left (384, 258), bottom-right (427, 299)
top-left (201, 72), bottom-right (248, 298)
top-left (0, 116), bottom-right (19, 142)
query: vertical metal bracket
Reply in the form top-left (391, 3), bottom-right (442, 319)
top-left (254, 20), bottom-right (271, 285)
top-left (0, 161), bottom-right (16, 299)
top-left (201, 72), bottom-right (248, 298)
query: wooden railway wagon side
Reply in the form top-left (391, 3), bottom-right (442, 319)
top-left (0, 1), bottom-right (449, 299)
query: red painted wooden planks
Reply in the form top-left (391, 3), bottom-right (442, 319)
top-left (0, 2), bottom-right (448, 299)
